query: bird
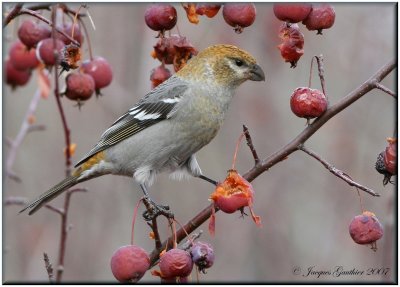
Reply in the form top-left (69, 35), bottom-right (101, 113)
top-left (20, 44), bottom-right (265, 216)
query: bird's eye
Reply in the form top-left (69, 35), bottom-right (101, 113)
top-left (235, 59), bottom-right (244, 67)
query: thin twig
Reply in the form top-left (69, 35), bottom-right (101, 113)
top-left (243, 125), bottom-right (260, 165)
top-left (375, 82), bottom-right (396, 98)
top-left (43, 253), bottom-right (55, 282)
top-left (52, 10), bottom-right (72, 172)
top-left (315, 55), bottom-right (327, 98)
top-left (6, 89), bottom-right (42, 182)
top-left (3, 3), bottom-right (23, 27)
top-left (149, 59), bottom-right (396, 266)
top-left (27, 124), bottom-right (46, 133)
top-left (298, 145), bottom-right (379, 197)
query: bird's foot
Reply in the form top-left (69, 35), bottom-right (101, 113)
top-left (142, 196), bottom-right (174, 221)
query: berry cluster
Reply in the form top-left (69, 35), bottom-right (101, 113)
top-left (6, 16), bottom-right (113, 107)
top-left (144, 3), bottom-right (258, 88)
top-left (273, 4), bottom-right (335, 67)
top-left (110, 199), bottom-right (215, 283)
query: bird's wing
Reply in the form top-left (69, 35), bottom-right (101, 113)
top-left (74, 76), bottom-right (188, 168)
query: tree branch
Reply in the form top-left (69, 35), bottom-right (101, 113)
top-left (6, 89), bottom-right (43, 182)
top-left (149, 59), bottom-right (396, 266)
top-left (43, 253), bottom-right (55, 282)
top-left (375, 82), bottom-right (396, 98)
top-left (298, 145), bottom-right (379, 196)
top-left (243, 125), bottom-right (260, 165)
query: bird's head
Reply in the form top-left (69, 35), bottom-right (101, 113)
top-left (177, 44), bottom-right (265, 88)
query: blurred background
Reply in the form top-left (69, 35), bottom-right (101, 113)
top-left (3, 2), bottom-right (396, 283)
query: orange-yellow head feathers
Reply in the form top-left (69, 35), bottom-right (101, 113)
top-left (177, 44), bottom-right (265, 87)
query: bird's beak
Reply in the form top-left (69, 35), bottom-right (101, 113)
top-left (249, 64), bottom-right (265, 81)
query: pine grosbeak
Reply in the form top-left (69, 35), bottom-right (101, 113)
top-left (21, 44), bottom-right (265, 215)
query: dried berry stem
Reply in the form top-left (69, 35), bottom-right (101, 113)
top-left (79, 18), bottom-right (94, 60)
top-left (131, 198), bottom-right (143, 245)
top-left (375, 82), bottom-right (396, 98)
top-left (355, 187), bottom-right (365, 214)
top-left (243, 125), bottom-right (260, 165)
top-left (232, 132), bottom-right (245, 170)
top-left (298, 145), bottom-right (378, 196)
top-left (43, 253), bottom-right (55, 282)
top-left (6, 88), bottom-right (42, 182)
top-left (309, 55), bottom-right (327, 99)
top-left (149, 59), bottom-right (395, 266)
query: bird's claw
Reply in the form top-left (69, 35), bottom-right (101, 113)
top-left (142, 196), bottom-right (173, 221)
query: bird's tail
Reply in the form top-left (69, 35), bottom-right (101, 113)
top-left (19, 174), bottom-right (81, 215)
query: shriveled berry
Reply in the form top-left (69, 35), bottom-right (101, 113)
top-left (159, 249), bottom-right (193, 278)
top-left (278, 40), bottom-right (304, 68)
top-left (9, 40), bottom-right (39, 70)
top-left (18, 20), bottom-right (51, 49)
top-left (222, 3), bottom-right (256, 33)
top-left (152, 35), bottom-right (198, 72)
top-left (150, 65), bottom-right (172, 88)
top-left (81, 57), bottom-right (113, 93)
top-left (145, 4), bottom-right (177, 31)
top-left (349, 211), bottom-right (383, 245)
top-left (277, 23), bottom-right (304, 68)
top-left (58, 22), bottom-right (84, 45)
top-left (36, 38), bottom-right (65, 66)
top-left (110, 245), bottom-right (150, 283)
top-left (302, 4), bottom-right (335, 34)
top-left (384, 138), bottom-right (397, 175)
top-left (190, 241), bottom-right (215, 273)
top-left (5, 59), bottom-right (31, 88)
top-left (375, 151), bottom-right (393, 186)
top-left (290, 87), bottom-right (327, 119)
top-left (273, 3), bottom-right (312, 23)
top-left (64, 72), bottom-right (95, 102)
top-left (196, 4), bottom-right (221, 18)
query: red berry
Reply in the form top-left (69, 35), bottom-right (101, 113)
top-left (9, 40), bottom-right (39, 70)
top-left (110, 245), bottom-right (150, 283)
top-left (384, 138), bottom-right (397, 175)
top-left (196, 4), bottom-right (221, 18)
top-left (290, 87), bottom-right (327, 119)
top-left (144, 4), bottom-right (177, 31)
top-left (18, 20), bottom-right (51, 49)
top-left (5, 59), bottom-right (31, 88)
top-left (190, 241), bottom-right (215, 273)
top-left (273, 3), bottom-right (312, 23)
top-left (349, 211), bottom-right (383, 245)
top-left (159, 249), bottom-right (193, 278)
top-left (36, 38), bottom-right (65, 66)
top-left (302, 4), bottom-right (335, 34)
top-left (222, 3), bottom-right (256, 33)
top-left (150, 65), bottom-right (172, 88)
top-left (58, 22), bottom-right (84, 45)
top-left (81, 57), bottom-right (113, 92)
top-left (64, 72), bottom-right (95, 102)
